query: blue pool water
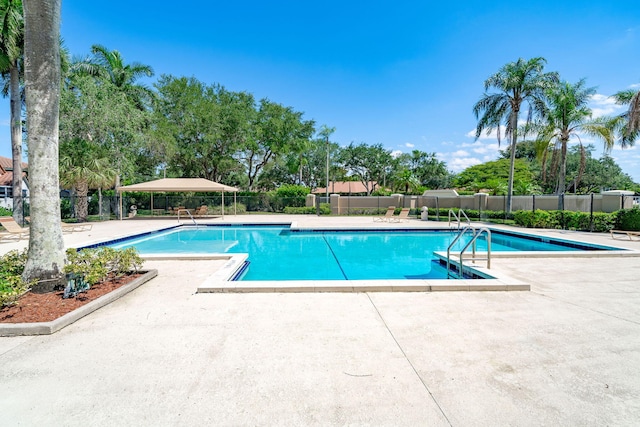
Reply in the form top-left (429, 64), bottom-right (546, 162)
top-left (108, 225), bottom-right (612, 281)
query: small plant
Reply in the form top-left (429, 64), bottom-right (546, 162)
top-left (63, 247), bottom-right (143, 298)
top-left (0, 250), bottom-right (35, 307)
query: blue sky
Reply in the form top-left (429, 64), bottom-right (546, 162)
top-left (1, 0), bottom-right (639, 182)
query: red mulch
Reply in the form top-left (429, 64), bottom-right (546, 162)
top-left (0, 273), bottom-right (142, 324)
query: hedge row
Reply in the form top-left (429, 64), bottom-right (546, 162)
top-left (424, 206), bottom-right (640, 232)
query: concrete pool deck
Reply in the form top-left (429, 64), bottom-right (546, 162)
top-left (1, 215), bottom-right (639, 425)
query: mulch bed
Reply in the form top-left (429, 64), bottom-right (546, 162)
top-left (0, 273), bottom-right (142, 324)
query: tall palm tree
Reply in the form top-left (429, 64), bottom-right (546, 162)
top-left (535, 79), bottom-right (615, 202)
top-left (21, 0), bottom-right (65, 290)
top-left (611, 85), bottom-right (640, 148)
top-left (0, 0), bottom-right (24, 224)
top-left (473, 57), bottom-right (558, 213)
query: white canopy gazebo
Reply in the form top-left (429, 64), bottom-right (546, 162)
top-left (116, 178), bottom-right (239, 220)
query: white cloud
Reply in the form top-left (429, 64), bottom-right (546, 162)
top-left (391, 150), bottom-right (403, 158)
top-left (460, 140), bottom-right (501, 155)
top-left (405, 142), bottom-right (414, 148)
top-left (0, 118), bottom-right (9, 127)
top-left (630, 83), bottom-right (640, 89)
top-left (589, 93), bottom-right (624, 118)
top-left (448, 157), bottom-right (482, 172)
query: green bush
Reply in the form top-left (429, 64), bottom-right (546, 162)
top-left (0, 206), bottom-right (12, 216)
top-left (283, 206), bottom-right (317, 214)
top-left (616, 207), bottom-right (640, 231)
top-left (513, 210), bottom-right (616, 232)
top-left (64, 247), bottom-right (143, 286)
top-left (0, 250), bottom-right (36, 307)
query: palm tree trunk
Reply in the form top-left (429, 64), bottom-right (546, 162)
top-left (506, 114), bottom-right (518, 214)
top-left (556, 137), bottom-right (568, 209)
top-left (10, 63), bottom-right (23, 225)
top-left (21, 0), bottom-right (65, 292)
top-left (75, 180), bottom-right (89, 221)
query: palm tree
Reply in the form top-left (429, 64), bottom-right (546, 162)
top-left (59, 138), bottom-right (117, 221)
top-left (535, 79), bottom-right (615, 203)
top-left (473, 57), bottom-right (558, 213)
top-left (74, 44), bottom-right (154, 109)
top-left (21, 0), bottom-right (65, 291)
top-left (0, 0), bottom-right (24, 224)
top-left (611, 85), bottom-right (640, 148)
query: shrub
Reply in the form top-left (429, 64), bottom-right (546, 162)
top-left (63, 247), bottom-right (143, 296)
top-left (0, 206), bottom-right (12, 216)
top-left (67, 247), bottom-right (142, 298)
top-left (616, 207), bottom-right (640, 231)
top-left (0, 250), bottom-right (36, 307)
top-left (283, 206), bottom-right (316, 214)
top-left (513, 210), bottom-right (616, 232)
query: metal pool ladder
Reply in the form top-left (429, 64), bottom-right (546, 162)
top-left (448, 209), bottom-right (470, 230)
top-left (446, 225), bottom-right (491, 279)
top-left (177, 209), bottom-right (198, 227)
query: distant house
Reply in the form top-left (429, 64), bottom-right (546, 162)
top-left (0, 156), bottom-right (29, 203)
top-left (313, 181), bottom-right (379, 196)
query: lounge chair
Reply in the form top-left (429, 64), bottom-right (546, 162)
top-left (0, 216), bottom-right (29, 241)
top-left (610, 229), bottom-right (640, 241)
top-left (61, 222), bottom-right (93, 233)
top-left (390, 208), bottom-right (411, 222)
top-left (193, 205), bottom-right (208, 217)
top-left (373, 206), bottom-right (396, 222)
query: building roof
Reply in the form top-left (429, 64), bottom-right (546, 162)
top-left (0, 156), bottom-right (28, 187)
top-left (313, 181), bottom-right (378, 194)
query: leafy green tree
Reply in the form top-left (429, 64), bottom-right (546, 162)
top-left (473, 57), bottom-right (558, 212)
top-left (21, 0), bottom-right (65, 289)
top-left (556, 145), bottom-right (635, 193)
top-left (153, 75), bottom-right (252, 183)
top-left (72, 45), bottom-right (155, 191)
top-left (535, 79), bottom-right (615, 198)
top-left (241, 99), bottom-right (315, 190)
top-left (454, 158), bottom-right (536, 194)
top-left (0, 0), bottom-right (24, 223)
top-left (395, 150), bottom-right (452, 189)
top-left (338, 142), bottom-right (392, 195)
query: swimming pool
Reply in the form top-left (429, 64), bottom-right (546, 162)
top-left (108, 225), bottom-right (615, 281)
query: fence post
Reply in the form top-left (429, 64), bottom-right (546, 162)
top-left (532, 194), bottom-right (536, 213)
top-left (589, 193), bottom-right (594, 232)
top-left (435, 197), bottom-right (440, 221)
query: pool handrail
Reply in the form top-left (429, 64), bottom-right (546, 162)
top-left (446, 225), bottom-right (491, 279)
top-left (448, 209), bottom-right (471, 230)
top-left (177, 209), bottom-right (198, 227)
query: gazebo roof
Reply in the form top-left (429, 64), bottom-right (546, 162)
top-left (117, 178), bottom-right (239, 193)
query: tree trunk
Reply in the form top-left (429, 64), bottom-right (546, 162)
top-left (556, 137), bottom-right (568, 210)
top-left (75, 180), bottom-right (89, 221)
top-left (21, 0), bottom-right (65, 293)
top-left (10, 63), bottom-right (23, 225)
top-left (506, 112), bottom-right (518, 214)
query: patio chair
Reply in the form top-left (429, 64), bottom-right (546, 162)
top-left (193, 205), bottom-right (208, 217)
top-left (373, 206), bottom-right (396, 222)
top-left (0, 216), bottom-right (29, 241)
top-left (61, 222), bottom-right (93, 233)
top-left (390, 208), bottom-right (411, 222)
